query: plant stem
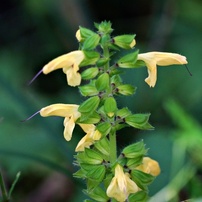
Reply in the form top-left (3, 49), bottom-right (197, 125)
top-left (109, 132), bottom-right (117, 164)
top-left (0, 171), bottom-right (8, 202)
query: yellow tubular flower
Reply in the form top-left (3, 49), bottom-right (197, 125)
top-left (137, 52), bottom-right (188, 87)
top-left (107, 164), bottom-right (138, 202)
top-left (40, 104), bottom-right (80, 141)
top-left (135, 157), bottom-right (161, 176)
top-left (42, 50), bottom-right (85, 86)
top-left (75, 124), bottom-right (102, 152)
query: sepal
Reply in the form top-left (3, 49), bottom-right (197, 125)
top-left (79, 26), bottom-right (97, 41)
top-left (78, 96), bottom-right (100, 114)
top-left (117, 51), bottom-right (139, 68)
top-left (83, 34), bottom-right (100, 50)
top-left (84, 186), bottom-right (109, 202)
top-left (76, 148), bottom-right (103, 164)
top-left (94, 137), bottom-right (110, 158)
top-left (122, 140), bottom-right (147, 159)
top-left (130, 169), bottom-right (155, 191)
top-left (79, 81), bottom-right (98, 97)
top-left (96, 122), bottom-right (111, 137)
top-left (95, 73), bottom-right (109, 91)
top-left (113, 34), bottom-right (136, 49)
top-left (104, 97), bottom-right (117, 118)
top-left (125, 113), bottom-right (154, 130)
top-left (81, 67), bottom-right (99, 80)
top-left (80, 51), bottom-right (100, 66)
top-left (128, 191), bottom-right (148, 202)
top-left (117, 84), bottom-right (136, 96)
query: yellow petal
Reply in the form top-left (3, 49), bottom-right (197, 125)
top-left (40, 104), bottom-right (80, 117)
top-left (75, 124), bottom-right (102, 152)
top-left (75, 133), bottom-right (94, 152)
top-left (63, 66), bottom-right (81, 86)
top-left (63, 116), bottom-right (75, 141)
top-left (135, 157), bottom-right (161, 176)
top-left (42, 50), bottom-right (84, 74)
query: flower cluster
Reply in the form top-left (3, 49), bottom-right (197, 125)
top-left (35, 21), bottom-right (187, 201)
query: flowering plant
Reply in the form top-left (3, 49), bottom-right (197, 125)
top-left (31, 21), bottom-right (187, 201)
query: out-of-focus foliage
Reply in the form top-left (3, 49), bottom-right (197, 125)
top-left (0, 0), bottom-right (202, 201)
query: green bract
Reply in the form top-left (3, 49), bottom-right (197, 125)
top-left (117, 51), bottom-right (139, 68)
top-left (113, 34), bottom-right (136, 49)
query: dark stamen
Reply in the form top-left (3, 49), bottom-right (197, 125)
top-left (184, 64), bottom-right (192, 76)
top-left (21, 110), bottom-right (40, 122)
top-left (28, 69), bottom-right (43, 85)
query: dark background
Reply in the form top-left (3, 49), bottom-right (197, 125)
top-left (1, 0), bottom-right (202, 201)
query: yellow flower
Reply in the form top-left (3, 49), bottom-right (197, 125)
top-left (137, 52), bottom-right (188, 87)
top-left (42, 50), bottom-right (85, 86)
top-left (135, 157), bottom-right (161, 176)
top-left (107, 164), bottom-right (138, 202)
top-left (75, 124), bottom-right (102, 152)
top-left (40, 104), bottom-right (81, 141)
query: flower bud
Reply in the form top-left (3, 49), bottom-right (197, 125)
top-left (116, 107), bottom-right (131, 119)
top-left (78, 96), bottom-right (100, 114)
top-left (96, 58), bottom-right (109, 67)
top-left (113, 34), bottom-right (136, 49)
top-left (85, 185), bottom-right (109, 201)
top-left (94, 137), bottom-right (110, 157)
top-left (95, 21), bottom-right (113, 34)
top-left (79, 83), bottom-right (98, 97)
top-left (117, 84), bottom-right (136, 96)
top-left (81, 67), bottom-right (99, 80)
top-left (128, 191), bottom-right (148, 202)
top-left (83, 33), bottom-right (100, 50)
top-left (77, 26), bottom-right (97, 41)
top-left (95, 73), bottom-right (109, 91)
top-left (122, 140), bottom-right (147, 159)
top-left (125, 113), bottom-right (154, 130)
top-left (80, 51), bottom-right (100, 67)
top-left (96, 122), bottom-right (111, 137)
top-left (104, 97), bottom-right (117, 118)
top-left (117, 51), bottom-right (139, 68)
top-left (130, 169), bottom-right (155, 190)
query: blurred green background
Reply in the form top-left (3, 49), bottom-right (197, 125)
top-left (1, 0), bottom-right (202, 201)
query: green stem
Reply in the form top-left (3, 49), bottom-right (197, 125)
top-left (109, 132), bottom-right (117, 164)
top-left (103, 44), bottom-right (110, 71)
top-left (0, 171), bottom-right (9, 202)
